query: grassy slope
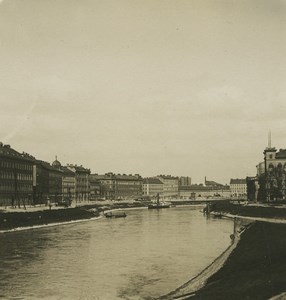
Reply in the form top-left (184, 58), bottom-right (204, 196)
top-left (0, 202), bottom-right (146, 231)
top-left (190, 222), bottom-right (286, 300)
top-left (211, 202), bottom-right (286, 219)
top-left (0, 207), bottom-right (98, 230)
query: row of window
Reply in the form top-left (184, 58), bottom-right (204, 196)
top-left (0, 172), bottom-right (33, 181)
top-left (115, 192), bottom-right (142, 195)
top-left (63, 188), bottom-right (75, 192)
top-left (0, 183), bottom-right (32, 192)
top-left (62, 182), bottom-right (75, 187)
top-left (0, 160), bottom-right (33, 171)
top-left (143, 187), bottom-right (163, 190)
top-left (116, 182), bottom-right (141, 185)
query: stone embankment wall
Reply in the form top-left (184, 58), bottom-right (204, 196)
top-left (159, 216), bottom-right (251, 300)
top-left (0, 206), bottom-right (99, 231)
top-left (190, 221), bottom-right (286, 299)
top-left (0, 202), bottom-right (147, 232)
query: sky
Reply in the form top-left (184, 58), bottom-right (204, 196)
top-left (0, 0), bottom-right (286, 184)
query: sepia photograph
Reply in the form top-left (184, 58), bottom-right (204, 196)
top-left (1, 1), bottom-right (286, 299)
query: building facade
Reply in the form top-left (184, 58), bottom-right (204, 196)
top-left (143, 178), bottom-right (164, 197)
top-left (33, 160), bottom-right (62, 204)
top-left (179, 177), bottom-right (230, 199)
top-left (230, 178), bottom-right (247, 198)
top-left (90, 173), bottom-right (143, 200)
top-left (179, 176), bottom-right (192, 186)
top-left (61, 167), bottom-right (76, 201)
top-left (67, 164), bottom-right (90, 202)
top-left (0, 143), bottom-right (34, 207)
top-left (156, 175), bottom-right (179, 198)
top-left (113, 174), bottom-right (143, 199)
top-left (256, 146), bottom-right (286, 201)
top-left (179, 184), bottom-right (231, 199)
top-left (32, 160), bottom-right (49, 204)
top-left (52, 159), bottom-right (76, 202)
top-left (246, 176), bottom-right (259, 202)
top-left (89, 174), bottom-right (104, 199)
top-left (90, 173), bottom-right (114, 199)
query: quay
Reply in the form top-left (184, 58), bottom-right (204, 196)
top-left (162, 202), bottom-right (286, 300)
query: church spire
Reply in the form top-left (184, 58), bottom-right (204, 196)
top-left (268, 130), bottom-right (272, 148)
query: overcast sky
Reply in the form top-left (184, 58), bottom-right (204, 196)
top-left (1, 0), bottom-right (286, 184)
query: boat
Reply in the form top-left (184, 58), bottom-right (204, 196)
top-left (210, 212), bottom-right (223, 218)
top-left (104, 211), bottom-right (127, 218)
top-left (148, 193), bottom-right (170, 209)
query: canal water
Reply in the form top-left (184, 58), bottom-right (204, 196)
top-left (0, 206), bottom-right (233, 300)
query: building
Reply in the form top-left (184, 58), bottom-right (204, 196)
top-left (90, 173), bottom-right (143, 200)
top-left (179, 184), bottom-right (231, 199)
top-left (48, 163), bottom-right (63, 203)
top-left (246, 176), bottom-right (259, 202)
top-left (0, 143), bottom-right (34, 207)
top-left (179, 176), bottom-right (192, 186)
top-left (33, 160), bottom-right (62, 204)
top-left (32, 160), bottom-right (49, 204)
top-left (67, 164), bottom-right (90, 202)
top-left (90, 173), bottom-right (114, 199)
top-left (89, 174), bottom-right (105, 199)
top-left (230, 179), bottom-right (247, 198)
top-left (113, 174), bottom-right (143, 199)
top-left (205, 177), bottom-right (225, 188)
top-left (61, 167), bottom-right (76, 201)
top-left (179, 177), bottom-right (230, 199)
top-left (156, 175), bottom-right (179, 198)
top-left (256, 144), bottom-right (286, 201)
top-left (52, 158), bottom-right (76, 202)
top-left (143, 177), bottom-right (164, 197)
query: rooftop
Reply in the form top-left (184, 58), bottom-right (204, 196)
top-left (276, 149), bottom-right (286, 159)
top-left (157, 175), bottom-right (179, 180)
top-left (230, 178), bottom-right (246, 184)
top-left (143, 178), bottom-right (163, 185)
top-left (67, 164), bottom-right (90, 173)
top-left (179, 184), bottom-right (230, 191)
top-left (0, 142), bottom-right (35, 162)
top-left (90, 173), bottom-right (142, 180)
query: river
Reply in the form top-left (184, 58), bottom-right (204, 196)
top-left (0, 206), bottom-right (233, 300)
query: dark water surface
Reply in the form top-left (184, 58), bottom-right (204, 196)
top-left (0, 206), bottom-right (233, 300)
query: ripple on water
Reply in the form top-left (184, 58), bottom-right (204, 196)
top-left (0, 207), bottom-right (233, 300)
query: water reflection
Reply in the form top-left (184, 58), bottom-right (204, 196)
top-left (0, 206), bottom-right (233, 300)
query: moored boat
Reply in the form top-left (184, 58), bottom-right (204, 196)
top-left (148, 193), bottom-right (170, 209)
top-left (148, 202), bottom-right (170, 209)
top-left (104, 211), bottom-right (127, 218)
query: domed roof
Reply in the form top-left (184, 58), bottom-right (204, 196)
top-left (52, 156), bottom-right (61, 168)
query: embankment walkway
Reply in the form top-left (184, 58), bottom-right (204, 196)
top-left (161, 213), bottom-right (286, 300)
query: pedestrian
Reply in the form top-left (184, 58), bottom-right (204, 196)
top-left (47, 198), bottom-right (51, 210)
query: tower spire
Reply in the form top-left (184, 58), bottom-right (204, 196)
top-left (268, 130), bottom-right (272, 148)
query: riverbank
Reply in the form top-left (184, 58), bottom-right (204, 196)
top-left (161, 202), bottom-right (286, 300)
top-left (0, 199), bottom-right (212, 232)
top-left (210, 201), bottom-right (286, 219)
top-left (159, 229), bottom-right (241, 300)
top-left (187, 221), bottom-right (286, 300)
top-left (0, 201), bottom-right (147, 232)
